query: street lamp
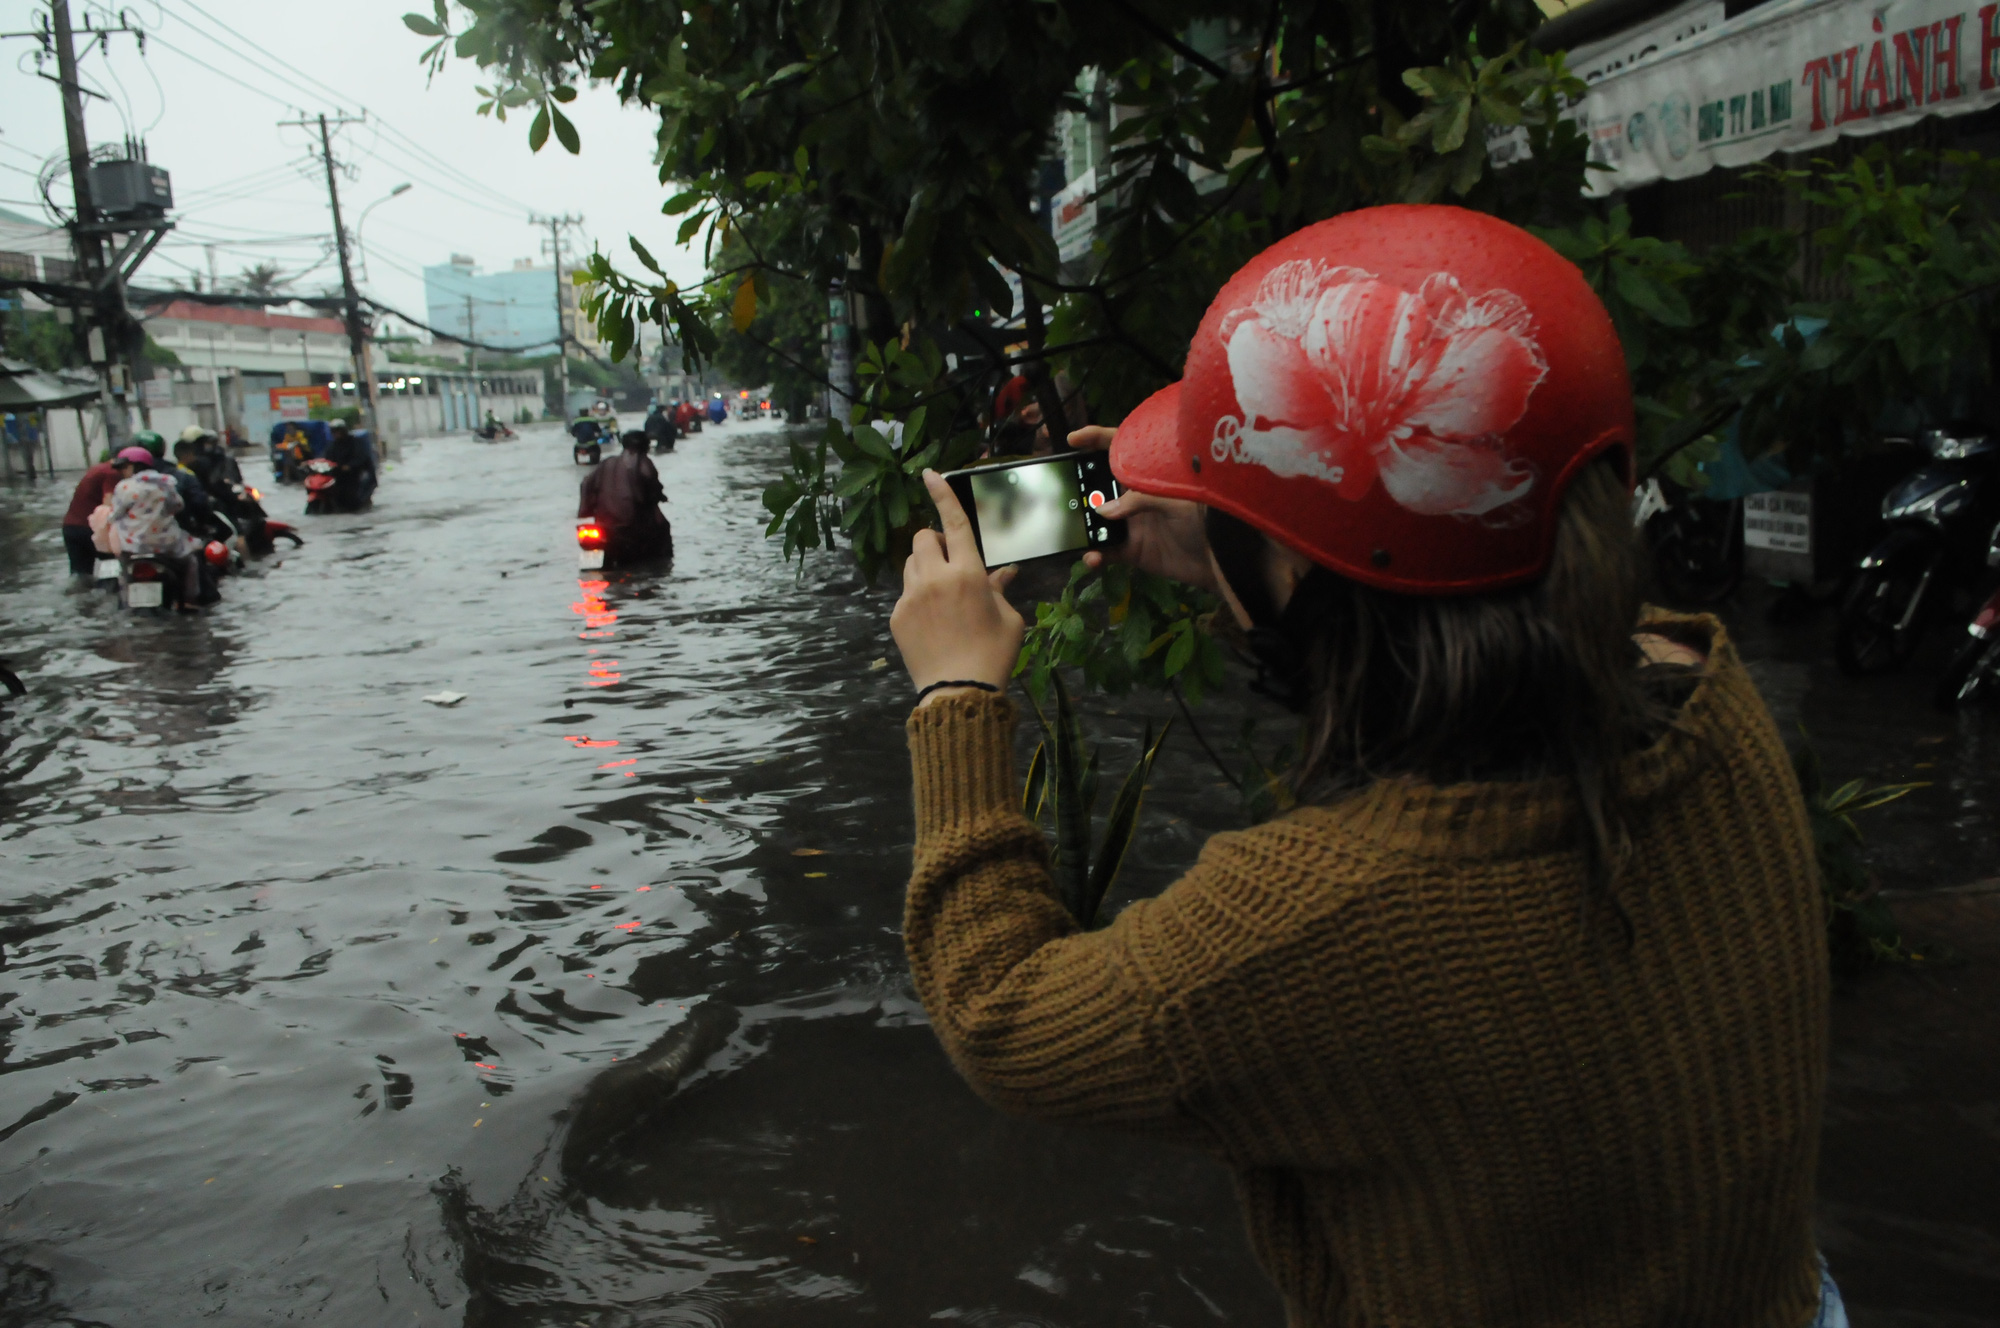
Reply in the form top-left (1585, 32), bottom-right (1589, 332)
top-left (355, 182), bottom-right (413, 284)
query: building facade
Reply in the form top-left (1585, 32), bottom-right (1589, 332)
top-left (422, 255), bottom-right (564, 353)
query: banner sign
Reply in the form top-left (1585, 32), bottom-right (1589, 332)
top-left (1051, 168), bottom-right (1097, 264)
top-left (269, 384), bottom-right (329, 421)
top-left (1573, 0), bottom-right (2000, 194)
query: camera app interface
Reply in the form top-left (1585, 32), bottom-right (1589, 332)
top-left (967, 458), bottom-right (1119, 565)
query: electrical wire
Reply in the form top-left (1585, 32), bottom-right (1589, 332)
top-left (141, 5), bottom-right (542, 237)
top-left (162, 0), bottom-right (541, 219)
top-left (135, 31), bottom-right (304, 113)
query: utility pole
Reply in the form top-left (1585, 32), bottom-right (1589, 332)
top-left (283, 111), bottom-right (379, 447)
top-left (464, 294), bottom-right (477, 377)
top-left (50, 0), bottom-right (127, 452)
top-left (533, 212), bottom-right (583, 418)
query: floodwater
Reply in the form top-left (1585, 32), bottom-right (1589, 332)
top-left (0, 421), bottom-right (1274, 1326)
top-left (1, 421), bottom-right (1994, 1326)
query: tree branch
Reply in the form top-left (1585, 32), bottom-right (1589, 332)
top-left (1104, 0), bottom-right (1230, 80)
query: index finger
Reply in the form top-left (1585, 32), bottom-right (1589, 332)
top-left (922, 469), bottom-right (981, 566)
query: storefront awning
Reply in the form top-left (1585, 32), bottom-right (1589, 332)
top-left (0, 356), bottom-right (97, 410)
top-left (1563, 0), bottom-right (2000, 193)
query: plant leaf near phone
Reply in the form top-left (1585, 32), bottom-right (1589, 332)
top-left (760, 332), bottom-right (982, 581)
top-left (1023, 670), bottom-right (1172, 929)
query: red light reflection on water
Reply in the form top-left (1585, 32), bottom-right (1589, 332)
top-left (564, 736), bottom-right (618, 748)
top-left (571, 579), bottom-right (618, 633)
top-left (598, 757), bottom-right (636, 769)
top-left (586, 659), bottom-right (622, 688)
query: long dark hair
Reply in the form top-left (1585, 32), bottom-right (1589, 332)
top-left (1280, 457), bottom-right (1696, 931)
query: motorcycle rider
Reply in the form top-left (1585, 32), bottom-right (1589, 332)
top-left (578, 430), bottom-right (672, 564)
top-left (644, 401), bottom-right (677, 451)
top-left (180, 424), bottom-right (241, 492)
top-left (168, 440), bottom-right (217, 534)
top-left (110, 447), bottom-right (207, 608)
top-left (60, 450), bottom-right (129, 592)
top-left (323, 422), bottom-right (378, 511)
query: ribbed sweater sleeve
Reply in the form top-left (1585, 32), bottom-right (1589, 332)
top-left (904, 692), bottom-right (1212, 1145)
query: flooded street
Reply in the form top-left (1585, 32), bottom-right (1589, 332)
top-left (0, 422), bottom-right (1272, 1326)
top-left (1, 421), bottom-right (1996, 1325)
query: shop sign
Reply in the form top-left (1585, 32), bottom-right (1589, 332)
top-left (1051, 169), bottom-right (1097, 265)
top-left (269, 384), bottom-right (330, 421)
top-left (1573, 0), bottom-right (2000, 194)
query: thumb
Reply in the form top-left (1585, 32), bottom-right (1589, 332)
top-left (988, 564), bottom-right (1019, 593)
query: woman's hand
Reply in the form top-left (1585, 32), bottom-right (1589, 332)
top-left (891, 471), bottom-right (1025, 703)
top-left (1066, 426), bottom-right (1217, 595)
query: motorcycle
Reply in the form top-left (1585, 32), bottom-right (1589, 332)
top-left (220, 481), bottom-right (302, 556)
top-left (577, 517), bottom-right (607, 570)
top-left (572, 421), bottom-right (604, 466)
top-left (1934, 571), bottom-right (2000, 709)
top-left (303, 458), bottom-right (342, 515)
top-left (1635, 474), bottom-right (1744, 605)
top-left (1836, 424), bottom-right (2000, 675)
top-left (474, 421), bottom-right (518, 442)
top-left (120, 553), bottom-right (180, 612)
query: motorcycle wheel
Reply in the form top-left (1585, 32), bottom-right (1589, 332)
top-left (1933, 633), bottom-right (2000, 710)
top-left (1646, 501), bottom-right (1743, 605)
top-left (1835, 569), bottom-right (1926, 675)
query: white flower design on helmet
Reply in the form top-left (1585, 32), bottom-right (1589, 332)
top-left (1212, 259), bottom-right (1548, 517)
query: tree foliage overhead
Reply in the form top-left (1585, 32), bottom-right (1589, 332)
top-left (409, 0), bottom-right (2000, 708)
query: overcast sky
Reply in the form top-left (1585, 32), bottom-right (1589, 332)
top-left (0, 0), bottom-right (710, 336)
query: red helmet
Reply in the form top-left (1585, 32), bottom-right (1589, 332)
top-left (203, 540), bottom-right (229, 567)
top-left (1112, 205), bottom-right (1633, 594)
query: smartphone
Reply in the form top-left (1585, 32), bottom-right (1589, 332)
top-left (944, 452), bottom-right (1128, 568)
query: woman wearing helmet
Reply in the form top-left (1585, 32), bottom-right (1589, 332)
top-left (890, 207), bottom-right (1835, 1326)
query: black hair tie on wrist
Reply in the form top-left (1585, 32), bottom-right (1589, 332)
top-left (915, 679), bottom-right (1001, 704)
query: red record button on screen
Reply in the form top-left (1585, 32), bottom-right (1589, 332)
top-left (1088, 490), bottom-right (1106, 509)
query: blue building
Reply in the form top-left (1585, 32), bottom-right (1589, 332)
top-left (422, 255), bottom-right (562, 352)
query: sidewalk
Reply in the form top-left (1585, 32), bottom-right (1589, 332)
top-left (1819, 881), bottom-right (2000, 1325)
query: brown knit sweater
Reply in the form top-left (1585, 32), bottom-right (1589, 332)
top-left (904, 617), bottom-right (1827, 1326)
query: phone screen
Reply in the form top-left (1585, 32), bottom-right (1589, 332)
top-left (946, 453), bottom-right (1125, 567)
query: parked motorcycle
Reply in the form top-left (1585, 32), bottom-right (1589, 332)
top-left (1934, 576), bottom-right (2000, 708)
top-left (1635, 474), bottom-right (1744, 605)
top-left (1836, 424), bottom-right (2000, 675)
top-left (303, 458), bottom-right (340, 515)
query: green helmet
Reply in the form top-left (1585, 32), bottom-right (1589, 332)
top-left (131, 429), bottom-right (166, 457)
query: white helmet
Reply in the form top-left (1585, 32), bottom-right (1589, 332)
top-left (179, 424), bottom-right (211, 444)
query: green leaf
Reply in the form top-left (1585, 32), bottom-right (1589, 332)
top-left (630, 237), bottom-right (663, 276)
top-left (1164, 625), bottom-right (1195, 678)
top-left (528, 104), bottom-right (551, 153)
top-left (676, 209), bottom-right (709, 245)
top-left (662, 189), bottom-right (705, 215)
top-left (1022, 742), bottom-right (1048, 821)
top-left (1037, 673), bottom-right (1093, 922)
top-left (551, 84), bottom-right (577, 103)
top-left (852, 424), bottom-right (897, 462)
top-left (550, 105), bottom-right (580, 154)
top-left (1081, 719), bottom-right (1171, 928)
top-left (832, 461), bottom-right (881, 498)
top-left (1612, 263), bottom-right (1694, 327)
top-left (402, 13), bottom-right (443, 36)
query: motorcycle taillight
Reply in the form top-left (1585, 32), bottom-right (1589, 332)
top-left (130, 562), bottom-right (160, 581)
top-left (577, 523), bottom-right (606, 549)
